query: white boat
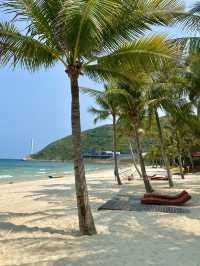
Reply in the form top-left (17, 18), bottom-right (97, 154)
top-left (22, 138), bottom-right (34, 161)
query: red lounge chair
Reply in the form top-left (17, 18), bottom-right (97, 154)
top-left (148, 175), bottom-right (156, 178)
top-left (150, 176), bottom-right (169, 181)
top-left (128, 175), bottom-right (134, 181)
top-left (141, 192), bottom-right (191, 206)
top-left (144, 190), bottom-right (187, 200)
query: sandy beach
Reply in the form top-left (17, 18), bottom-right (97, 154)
top-left (0, 167), bottom-right (200, 266)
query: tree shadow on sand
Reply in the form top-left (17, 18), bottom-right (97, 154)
top-left (1, 176), bottom-right (200, 265)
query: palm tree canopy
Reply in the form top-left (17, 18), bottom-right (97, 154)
top-left (144, 64), bottom-right (188, 113)
top-left (0, 0), bottom-right (183, 77)
top-left (82, 84), bottom-right (121, 124)
top-left (175, 2), bottom-right (200, 53)
top-left (185, 53), bottom-right (200, 103)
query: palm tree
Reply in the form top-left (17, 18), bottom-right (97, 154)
top-left (145, 60), bottom-right (192, 185)
top-left (166, 101), bottom-right (195, 179)
top-left (112, 83), bottom-right (154, 193)
top-left (82, 85), bottom-right (122, 185)
top-left (144, 70), bottom-right (176, 187)
top-left (0, 0), bottom-right (183, 235)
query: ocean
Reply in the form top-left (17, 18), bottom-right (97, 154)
top-left (0, 159), bottom-right (113, 182)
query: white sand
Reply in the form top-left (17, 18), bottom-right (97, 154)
top-left (0, 167), bottom-right (200, 266)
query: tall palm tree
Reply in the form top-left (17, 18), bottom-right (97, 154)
top-left (111, 83), bottom-right (154, 192)
top-left (145, 72), bottom-right (175, 187)
top-left (166, 101), bottom-right (195, 179)
top-left (145, 61), bottom-right (191, 186)
top-left (82, 85), bottom-right (122, 185)
top-left (154, 109), bottom-right (174, 186)
top-left (0, 0), bottom-right (183, 235)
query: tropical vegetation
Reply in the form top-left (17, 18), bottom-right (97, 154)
top-left (82, 85), bottom-right (123, 185)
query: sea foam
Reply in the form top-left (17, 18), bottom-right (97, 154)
top-left (0, 175), bottom-right (13, 179)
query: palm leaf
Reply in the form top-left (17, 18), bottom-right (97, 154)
top-left (0, 22), bottom-right (63, 70)
top-left (98, 0), bottom-right (184, 55)
top-left (97, 35), bottom-right (178, 71)
top-left (175, 2), bottom-right (200, 32)
top-left (81, 87), bottom-right (103, 97)
top-left (88, 106), bottom-right (110, 124)
top-left (83, 64), bottom-right (136, 84)
top-left (57, 0), bottom-right (124, 58)
top-left (1, 0), bottom-right (59, 46)
top-left (176, 37), bottom-right (200, 54)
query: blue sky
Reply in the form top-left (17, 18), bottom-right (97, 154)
top-left (0, 0), bottom-right (197, 158)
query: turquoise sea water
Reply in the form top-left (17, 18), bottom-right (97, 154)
top-left (0, 159), bottom-right (113, 182)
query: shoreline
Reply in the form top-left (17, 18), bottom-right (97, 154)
top-left (0, 162), bottom-right (124, 185)
top-left (23, 158), bottom-right (132, 164)
top-left (0, 159), bottom-right (122, 185)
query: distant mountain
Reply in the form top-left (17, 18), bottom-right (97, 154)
top-left (32, 124), bottom-right (156, 161)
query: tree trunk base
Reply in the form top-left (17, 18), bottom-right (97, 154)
top-left (117, 178), bottom-right (122, 186)
top-left (168, 178), bottom-right (174, 188)
top-left (144, 178), bottom-right (154, 193)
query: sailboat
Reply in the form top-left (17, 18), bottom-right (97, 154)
top-left (22, 138), bottom-right (34, 161)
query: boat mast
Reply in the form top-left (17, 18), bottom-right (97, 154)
top-left (31, 138), bottom-right (34, 155)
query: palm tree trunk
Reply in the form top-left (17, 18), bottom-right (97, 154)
top-left (112, 114), bottom-right (122, 185)
top-left (175, 131), bottom-right (185, 179)
top-left (129, 141), bottom-right (142, 178)
top-left (188, 150), bottom-right (194, 172)
top-left (133, 123), bottom-right (153, 193)
top-left (69, 67), bottom-right (97, 235)
top-left (155, 109), bottom-right (174, 187)
top-left (176, 136), bottom-right (185, 179)
top-left (197, 102), bottom-right (200, 118)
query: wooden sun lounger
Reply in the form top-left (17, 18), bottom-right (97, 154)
top-left (141, 191), bottom-right (191, 206)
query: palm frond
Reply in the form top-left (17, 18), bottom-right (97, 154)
top-left (1, 0), bottom-right (63, 49)
top-left (176, 37), bottom-right (200, 54)
top-left (57, 0), bottom-right (124, 58)
top-left (99, 0), bottom-right (184, 55)
top-left (88, 106), bottom-right (110, 124)
top-left (81, 87), bottom-right (103, 98)
top-left (83, 64), bottom-right (135, 84)
top-left (175, 2), bottom-right (200, 33)
top-left (0, 22), bottom-right (61, 70)
top-left (97, 35), bottom-right (178, 71)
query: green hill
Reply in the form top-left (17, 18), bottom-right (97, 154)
top-left (32, 125), bottom-right (123, 161)
top-left (32, 124), bottom-right (157, 161)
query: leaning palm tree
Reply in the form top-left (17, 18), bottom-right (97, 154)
top-left (82, 85), bottom-right (122, 185)
top-left (145, 72), bottom-right (175, 187)
top-left (111, 83), bottom-right (154, 193)
top-left (145, 62), bottom-right (190, 186)
top-left (0, 0), bottom-right (184, 235)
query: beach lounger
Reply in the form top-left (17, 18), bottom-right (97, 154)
top-left (148, 175), bottom-right (156, 178)
top-left (141, 191), bottom-right (191, 206)
top-left (149, 176), bottom-right (169, 181)
top-left (144, 190), bottom-right (187, 200)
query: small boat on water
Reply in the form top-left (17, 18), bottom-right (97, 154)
top-left (22, 138), bottom-right (34, 161)
top-left (48, 175), bottom-right (65, 179)
top-left (22, 155), bottom-right (32, 161)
